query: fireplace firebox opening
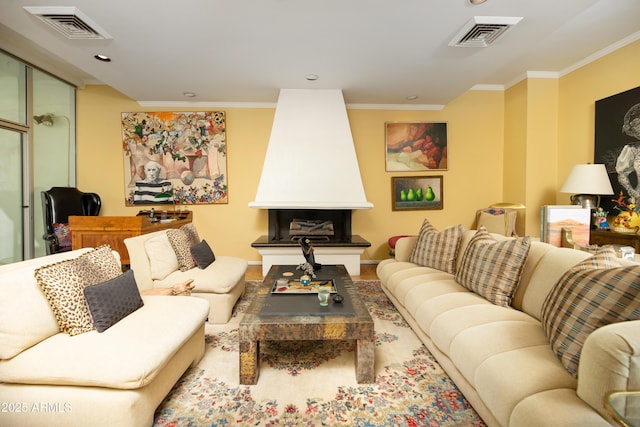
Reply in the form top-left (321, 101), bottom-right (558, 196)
top-left (268, 209), bottom-right (352, 242)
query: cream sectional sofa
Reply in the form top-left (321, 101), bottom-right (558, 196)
top-left (125, 229), bottom-right (247, 324)
top-left (377, 228), bottom-right (640, 427)
top-left (0, 248), bottom-right (210, 427)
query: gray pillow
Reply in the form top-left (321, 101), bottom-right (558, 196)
top-left (84, 270), bottom-right (144, 333)
top-left (190, 239), bottom-right (215, 269)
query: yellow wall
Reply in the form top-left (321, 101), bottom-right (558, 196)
top-left (557, 40), bottom-right (640, 206)
top-left (77, 87), bottom-right (504, 261)
top-left (76, 38), bottom-right (640, 262)
top-left (503, 80), bottom-right (528, 231)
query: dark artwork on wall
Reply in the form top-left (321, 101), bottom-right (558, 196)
top-left (594, 85), bottom-right (640, 214)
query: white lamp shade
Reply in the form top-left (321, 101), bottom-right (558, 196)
top-left (560, 164), bottom-right (614, 195)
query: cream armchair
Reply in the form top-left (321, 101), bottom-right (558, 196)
top-left (124, 230), bottom-right (247, 323)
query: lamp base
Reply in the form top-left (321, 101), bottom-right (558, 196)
top-left (570, 194), bottom-right (600, 229)
top-left (570, 194), bottom-right (600, 211)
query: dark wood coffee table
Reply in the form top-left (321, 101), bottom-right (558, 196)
top-left (239, 264), bottom-right (374, 384)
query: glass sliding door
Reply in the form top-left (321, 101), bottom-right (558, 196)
top-left (0, 51), bottom-right (27, 263)
top-left (0, 129), bottom-right (24, 264)
top-left (0, 51), bottom-right (77, 261)
top-left (32, 69), bottom-right (76, 258)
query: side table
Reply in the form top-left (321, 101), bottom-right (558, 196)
top-left (605, 391), bottom-right (640, 427)
top-left (590, 229), bottom-right (640, 253)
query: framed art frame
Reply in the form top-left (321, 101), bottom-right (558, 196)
top-left (594, 85), bottom-right (640, 214)
top-left (385, 122), bottom-right (448, 171)
top-left (540, 205), bottom-right (591, 247)
top-left (392, 175), bottom-right (443, 211)
top-left (121, 111), bottom-right (228, 206)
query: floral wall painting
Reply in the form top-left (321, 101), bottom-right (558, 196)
top-left (594, 85), bottom-right (640, 214)
top-left (385, 122), bottom-right (448, 171)
top-left (121, 111), bottom-right (227, 206)
top-left (392, 175), bottom-right (443, 211)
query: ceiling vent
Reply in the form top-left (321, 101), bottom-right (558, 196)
top-left (23, 6), bottom-right (112, 40)
top-left (449, 16), bottom-right (522, 47)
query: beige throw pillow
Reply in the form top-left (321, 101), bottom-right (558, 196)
top-left (409, 219), bottom-right (463, 274)
top-left (144, 233), bottom-right (179, 280)
top-left (455, 227), bottom-right (531, 307)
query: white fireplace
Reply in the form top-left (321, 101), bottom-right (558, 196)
top-left (249, 89), bottom-right (372, 275)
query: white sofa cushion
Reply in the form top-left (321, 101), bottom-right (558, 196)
top-left (0, 296), bottom-right (209, 388)
top-left (474, 345), bottom-right (577, 427)
top-left (429, 302), bottom-right (537, 356)
top-left (145, 233), bottom-right (179, 280)
top-left (154, 255), bottom-right (247, 293)
top-left (449, 320), bottom-right (550, 387)
top-left (511, 389), bottom-right (612, 427)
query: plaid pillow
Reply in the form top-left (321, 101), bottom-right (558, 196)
top-left (541, 247), bottom-right (640, 377)
top-left (455, 226), bottom-right (531, 307)
top-left (409, 219), bottom-right (463, 274)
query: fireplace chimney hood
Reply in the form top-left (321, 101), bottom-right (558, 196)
top-left (249, 89), bottom-right (373, 210)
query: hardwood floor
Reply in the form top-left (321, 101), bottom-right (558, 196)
top-left (245, 263), bottom-right (379, 281)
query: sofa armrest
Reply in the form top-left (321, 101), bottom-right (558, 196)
top-left (394, 236), bottom-right (418, 262)
top-left (577, 320), bottom-right (640, 419)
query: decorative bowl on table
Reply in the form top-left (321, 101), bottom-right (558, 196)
top-left (612, 211), bottom-right (640, 234)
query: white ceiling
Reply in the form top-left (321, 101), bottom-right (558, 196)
top-left (1, 0), bottom-right (640, 108)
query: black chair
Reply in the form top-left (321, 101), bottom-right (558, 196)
top-left (41, 187), bottom-right (101, 255)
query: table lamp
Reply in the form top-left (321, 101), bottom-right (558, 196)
top-left (560, 163), bottom-right (614, 210)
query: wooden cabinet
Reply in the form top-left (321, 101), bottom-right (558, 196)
top-left (590, 229), bottom-right (640, 253)
top-left (68, 212), bottom-right (192, 265)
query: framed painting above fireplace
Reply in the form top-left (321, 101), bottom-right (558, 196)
top-left (392, 175), bottom-right (443, 211)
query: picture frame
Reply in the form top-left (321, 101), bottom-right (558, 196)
top-left (540, 205), bottom-right (591, 247)
top-left (385, 122), bottom-right (448, 171)
top-left (121, 111), bottom-right (228, 206)
top-left (392, 175), bottom-right (443, 211)
top-left (594, 85), bottom-right (640, 214)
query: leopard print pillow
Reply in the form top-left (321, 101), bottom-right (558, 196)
top-left (180, 223), bottom-right (200, 247)
top-left (35, 245), bottom-right (123, 335)
top-left (166, 229), bottom-right (196, 271)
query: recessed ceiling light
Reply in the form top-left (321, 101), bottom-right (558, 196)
top-left (305, 74), bottom-right (319, 81)
top-left (94, 54), bottom-right (111, 62)
top-left (406, 95), bottom-right (418, 100)
top-left (183, 92), bottom-right (196, 98)
top-left (468, 0), bottom-right (487, 4)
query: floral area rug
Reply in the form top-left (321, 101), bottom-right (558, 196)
top-left (154, 280), bottom-right (487, 427)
